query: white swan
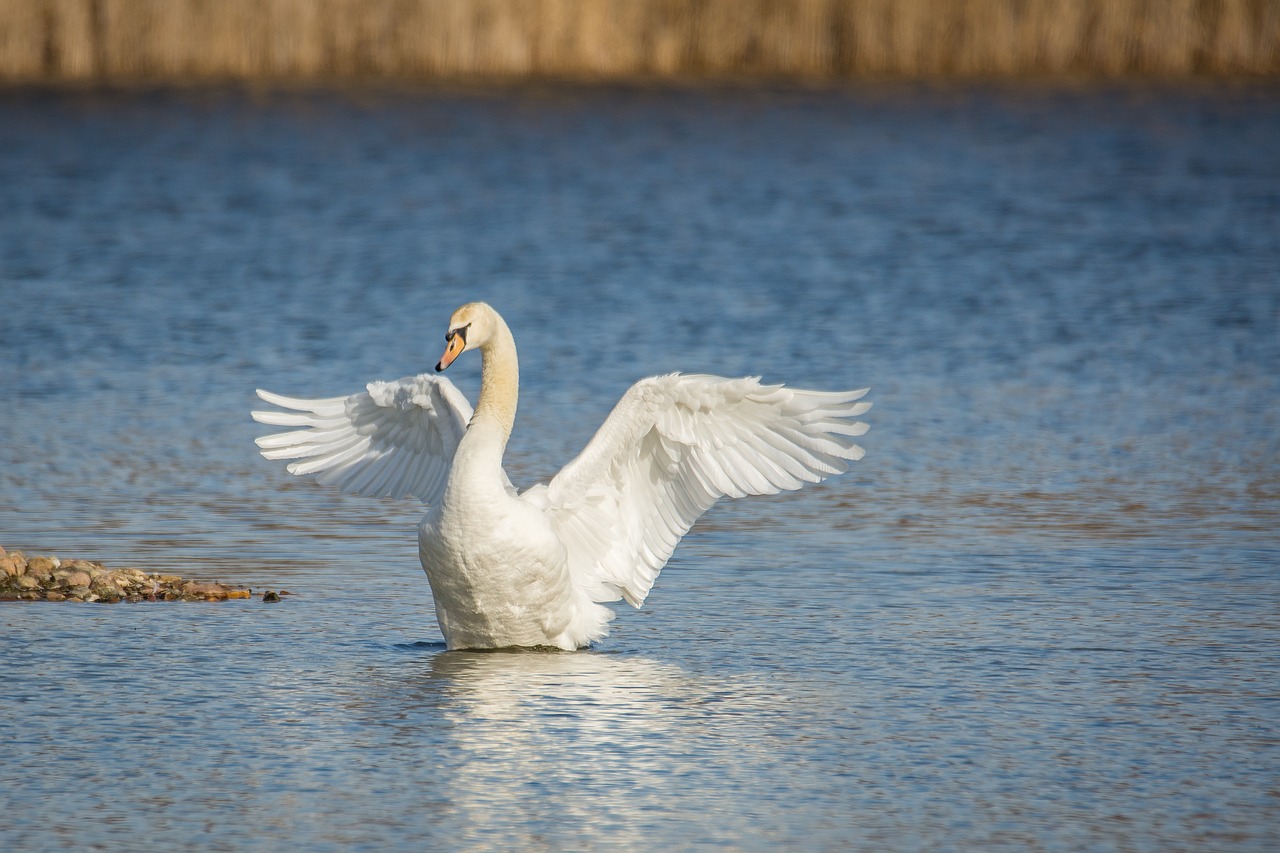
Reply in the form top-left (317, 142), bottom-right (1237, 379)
top-left (252, 302), bottom-right (870, 650)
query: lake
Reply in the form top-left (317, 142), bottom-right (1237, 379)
top-left (1, 81), bottom-right (1277, 851)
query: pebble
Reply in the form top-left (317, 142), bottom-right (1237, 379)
top-left (0, 547), bottom-right (258, 604)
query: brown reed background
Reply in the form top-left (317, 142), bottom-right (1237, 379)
top-left (1, 0), bottom-right (1277, 82)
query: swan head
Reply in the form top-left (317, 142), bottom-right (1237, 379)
top-left (436, 302), bottom-right (496, 372)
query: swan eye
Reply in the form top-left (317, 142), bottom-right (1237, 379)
top-left (445, 324), bottom-right (470, 344)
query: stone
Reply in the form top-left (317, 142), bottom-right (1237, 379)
top-left (24, 557), bottom-right (55, 579)
top-left (91, 578), bottom-right (123, 597)
top-left (61, 560), bottom-right (111, 580)
top-left (1, 545), bottom-right (253, 603)
top-left (62, 570), bottom-right (92, 589)
top-left (1, 553), bottom-right (24, 577)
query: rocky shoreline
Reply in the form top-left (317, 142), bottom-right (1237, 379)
top-left (1, 546), bottom-right (282, 603)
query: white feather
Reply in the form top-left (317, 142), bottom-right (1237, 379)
top-left (537, 374), bottom-right (870, 610)
top-left (251, 374), bottom-right (472, 505)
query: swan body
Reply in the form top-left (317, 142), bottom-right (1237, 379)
top-left (252, 303), bottom-right (870, 650)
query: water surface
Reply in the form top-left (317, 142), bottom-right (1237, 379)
top-left (1, 82), bottom-right (1277, 851)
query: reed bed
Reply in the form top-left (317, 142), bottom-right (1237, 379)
top-left (1, 0), bottom-right (1277, 81)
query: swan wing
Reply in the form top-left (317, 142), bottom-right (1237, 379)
top-left (252, 373), bottom-right (472, 505)
top-left (541, 373), bottom-right (870, 607)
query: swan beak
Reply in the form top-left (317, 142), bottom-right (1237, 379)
top-left (436, 333), bottom-right (465, 372)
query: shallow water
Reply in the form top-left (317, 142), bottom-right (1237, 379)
top-left (1, 82), bottom-right (1278, 851)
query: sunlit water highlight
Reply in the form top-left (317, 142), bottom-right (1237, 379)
top-left (1, 82), bottom-right (1277, 851)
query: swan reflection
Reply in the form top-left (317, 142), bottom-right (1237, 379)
top-left (356, 648), bottom-right (779, 848)
top-left (421, 649), bottom-right (704, 744)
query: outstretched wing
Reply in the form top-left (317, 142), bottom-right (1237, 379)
top-left (252, 374), bottom-right (472, 505)
top-left (537, 373), bottom-right (870, 607)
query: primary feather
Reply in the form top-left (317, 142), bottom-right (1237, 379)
top-left (538, 374), bottom-right (869, 607)
top-left (253, 375), bottom-right (472, 505)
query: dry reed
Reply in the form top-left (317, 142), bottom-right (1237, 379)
top-left (1, 0), bottom-right (1277, 82)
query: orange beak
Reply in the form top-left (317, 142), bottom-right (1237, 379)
top-left (436, 334), bottom-right (465, 372)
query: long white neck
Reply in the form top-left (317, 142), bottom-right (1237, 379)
top-left (471, 309), bottom-right (519, 456)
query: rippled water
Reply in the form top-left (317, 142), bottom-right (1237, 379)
top-left (1, 82), bottom-right (1278, 851)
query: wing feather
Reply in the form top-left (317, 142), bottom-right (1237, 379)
top-left (286, 436), bottom-right (373, 475)
top-left (251, 374), bottom-right (473, 505)
top-left (540, 373), bottom-right (869, 608)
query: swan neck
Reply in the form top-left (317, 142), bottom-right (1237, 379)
top-left (474, 312), bottom-right (518, 449)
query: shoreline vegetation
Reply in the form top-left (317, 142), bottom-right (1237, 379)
top-left (0, 1), bottom-right (1276, 84)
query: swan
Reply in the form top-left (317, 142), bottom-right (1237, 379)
top-left (252, 302), bottom-right (870, 650)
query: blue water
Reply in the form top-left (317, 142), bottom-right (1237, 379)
top-left (1, 82), bottom-right (1278, 851)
